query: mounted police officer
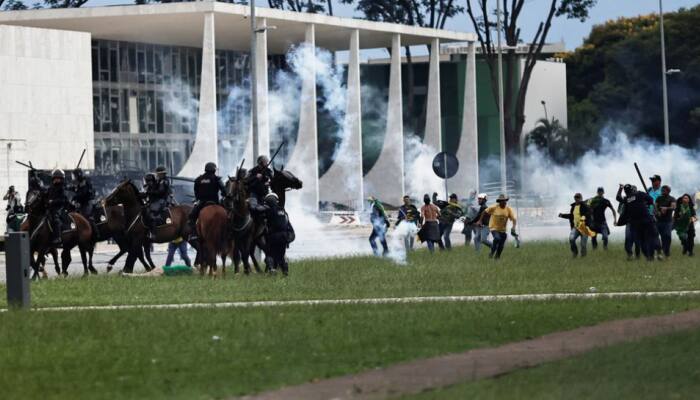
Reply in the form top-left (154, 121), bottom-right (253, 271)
top-left (69, 168), bottom-right (95, 218)
top-left (143, 166), bottom-right (172, 239)
top-left (246, 155), bottom-right (273, 215)
top-left (262, 192), bottom-right (293, 276)
top-left (189, 162), bottom-right (226, 240)
top-left (47, 169), bottom-right (69, 245)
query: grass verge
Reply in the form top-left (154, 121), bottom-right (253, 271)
top-left (2, 242), bottom-right (699, 308)
top-left (2, 298), bottom-right (700, 399)
top-left (406, 326), bottom-right (700, 400)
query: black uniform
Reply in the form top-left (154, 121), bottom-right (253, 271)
top-left (190, 171), bottom-right (226, 226)
top-left (47, 181), bottom-right (69, 242)
top-left (144, 176), bottom-right (171, 227)
top-left (623, 190), bottom-right (656, 260)
top-left (70, 177), bottom-right (95, 217)
top-left (246, 165), bottom-right (273, 213)
top-left (264, 199), bottom-right (293, 275)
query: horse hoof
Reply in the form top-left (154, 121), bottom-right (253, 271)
top-left (89, 268), bottom-right (98, 275)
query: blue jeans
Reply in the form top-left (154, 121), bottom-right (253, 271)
top-left (369, 224), bottom-right (388, 256)
top-left (490, 231), bottom-right (507, 259)
top-left (165, 241), bottom-right (191, 267)
top-left (624, 224), bottom-right (640, 257)
top-left (591, 222), bottom-right (610, 249)
top-left (474, 226), bottom-right (492, 253)
top-left (440, 222), bottom-right (454, 250)
top-left (569, 228), bottom-right (588, 256)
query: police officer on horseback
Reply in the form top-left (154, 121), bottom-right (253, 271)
top-left (246, 155), bottom-right (273, 214)
top-left (189, 162), bottom-right (226, 241)
top-left (262, 192), bottom-right (294, 276)
top-left (47, 169), bottom-right (69, 245)
top-left (144, 166), bottom-right (172, 239)
top-left (69, 168), bottom-right (95, 217)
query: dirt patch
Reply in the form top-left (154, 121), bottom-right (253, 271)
top-left (240, 309), bottom-right (700, 400)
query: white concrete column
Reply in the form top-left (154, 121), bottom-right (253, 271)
top-left (448, 42), bottom-right (479, 193)
top-left (256, 17), bottom-right (270, 158)
top-left (364, 33), bottom-right (405, 205)
top-left (178, 12), bottom-right (217, 178)
top-left (424, 38), bottom-right (442, 153)
top-left (319, 29), bottom-right (364, 210)
top-left (285, 23), bottom-right (319, 211)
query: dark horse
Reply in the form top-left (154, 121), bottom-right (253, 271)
top-left (20, 190), bottom-right (96, 278)
top-left (224, 177), bottom-right (258, 274)
top-left (240, 166), bottom-right (302, 272)
top-left (103, 180), bottom-right (192, 273)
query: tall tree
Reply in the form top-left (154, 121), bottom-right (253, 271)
top-left (267, 0), bottom-right (333, 14)
top-left (465, 0), bottom-right (596, 178)
top-left (2, 0), bottom-right (88, 10)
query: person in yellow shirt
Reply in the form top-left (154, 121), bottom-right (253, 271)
top-left (477, 194), bottom-right (516, 259)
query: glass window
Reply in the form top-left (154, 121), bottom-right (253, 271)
top-left (92, 46), bottom-right (99, 81)
top-left (137, 50), bottom-right (145, 84)
top-left (110, 91), bottom-right (119, 133)
top-left (93, 93), bottom-right (100, 132)
top-left (138, 93), bottom-right (147, 134)
top-left (156, 93), bottom-right (164, 133)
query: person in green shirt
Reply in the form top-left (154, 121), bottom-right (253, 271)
top-left (674, 194), bottom-right (696, 256)
top-left (437, 193), bottom-right (464, 250)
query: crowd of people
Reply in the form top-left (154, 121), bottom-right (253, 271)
top-left (367, 191), bottom-right (518, 260)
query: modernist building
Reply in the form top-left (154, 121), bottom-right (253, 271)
top-left (0, 1), bottom-right (565, 216)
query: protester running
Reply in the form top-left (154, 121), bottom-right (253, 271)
top-left (655, 185), bottom-right (676, 259)
top-left (419, 194), bottom-right (443, 253)
top-left (674, 194), bottom-right (696, 257)
top-left (477, 194), bottom-right (516, 260)
top-left (559, 193), bottom-right (593, 258)
top-left (396, 195), bottom-right (420, 252)
top-left (588, 187), bottom-right (617, 250)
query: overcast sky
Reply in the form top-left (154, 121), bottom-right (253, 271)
top-left (87, 0), bottom-right (699, 50)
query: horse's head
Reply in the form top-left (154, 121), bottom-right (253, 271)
top-left (25, 190), bottom-right (45, 215)
top-left (104, 179), bottom-right (141, 208)
top-left (224, 177), bottom-right (247, 210)
top-left (273, 166), bottom-right (303, 191)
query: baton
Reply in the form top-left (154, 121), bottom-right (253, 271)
top-left (15, 160), bottom-right (35, 170)
top-left (76, 148), bottom-right (87, 170)
top-left (266, 141), bottom-right (287, 169)
top-left (634, 162), bottom-right (650, 193)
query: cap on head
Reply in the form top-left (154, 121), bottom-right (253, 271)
top-left (205, 162), bottom-right (217, 173)
top-left (597, 187), bottom-right (604, 194)
top-left (649, 174), bottom-right (662, 182)
top-left (449, 193), bottom-right (458, 200)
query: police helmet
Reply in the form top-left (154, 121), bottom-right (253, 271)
top-left (257, 155), bottom-right (269, 166)
top-left (205, 162), bottom-right (217, 173)
top-left (144, 173), bottom-right (156, 183)
top-left (73, 168), bottom-right (84, 179)
top-left (155, 166), bottom-right (167, 177)
top-left (264, 192), bottom-right (279, 206)
top-left (51, 169), bottom-right (65, 179)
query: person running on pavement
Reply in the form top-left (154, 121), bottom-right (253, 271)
top-left (674, 194), bottom-right (696, 257)
top-left (559, 193), bottom-right (593, 258)
top-left (477, 194), bottom-right (516, 260)
top-left (588, 187), bottom-right (617, 250)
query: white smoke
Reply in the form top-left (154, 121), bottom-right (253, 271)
top-left (387, 221), bottom-right (419, 265)
top-left (404, 134), bottom-right (444, 197)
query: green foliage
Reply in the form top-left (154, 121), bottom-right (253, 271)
top-left (527, 117), bottom-right (574, 163)
top-left (566, 6), bottom-right (700, 147)
top-left (1, 0), bottom-right (88, 10)
top-left (343, 0), bottom-right (463, 29)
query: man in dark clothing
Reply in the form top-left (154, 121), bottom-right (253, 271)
top-left (616, 184), bottom-right (641, 259)
top-left (69, 168), bottom-right (95, 217)
top-left (621, 185), bottom-right (656, 261)
top-left (263, 193), bottom-right (293, 275)
top-left (246, 155), bottom-right (273, 215)
top-left (46, 169), bottom-right (69, 244)
top-left (144, 166), bottom-right (172, 238)
top-left (588, 187), bottom-right (617, 250)
top-left (368, 196), bottom-right (390, 256)
top-left (558, 193), bottom-right (592, 258)
top-left (655, 185), bottom-right (676, 258)
top-left (437, 193), bottom-right (464, 250)
top-left (468, 194), bottom-right (492, 252)
top-left (189, 162), bottom-right (226, 240)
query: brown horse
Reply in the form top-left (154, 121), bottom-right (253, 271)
top-left (103, 179), bottom-right (192, 273)
top-left (21, 190), bottom-right (96, 278)
top-left (224, 177), bottom-right (259, 274)
top-left (196, 204), bottom-right (232, 276)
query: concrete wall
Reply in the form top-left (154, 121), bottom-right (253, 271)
top-left (0, 25), bottom-right (93, 232)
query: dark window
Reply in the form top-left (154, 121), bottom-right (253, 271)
top-left (156, 93), bottom-right (164, 133)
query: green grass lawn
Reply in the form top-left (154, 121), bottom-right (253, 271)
top-left (2, 242), bottom-right (699, 308)
top-left (2, 298), bottom-right (700, 400)
top-left (406, 325), bottom-right (700, 400)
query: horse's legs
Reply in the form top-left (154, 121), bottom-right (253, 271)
top-left (87, 244), bottom-right (98, 274)
top-left (79, 246), bottom-right (89, 276)
top-left (60, 249), bottom-right (71, 277)
top-left (143, 244), bottom-right (156, 271)
top-left (124, 248), bottom-right (138, 274)
top-left (106, 248), bottom-right (127, 273)
top-left (49, 248), bottom-right (60, 276)
top-left (220, 254), bottom-right (226, 278)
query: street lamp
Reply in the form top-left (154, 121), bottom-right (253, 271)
top-left (496, 0), bottom-right (507, 193)
top-left (541, 100), bottom-right (549, 122)
top-left (659, 0), bottom-right (670, 146)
